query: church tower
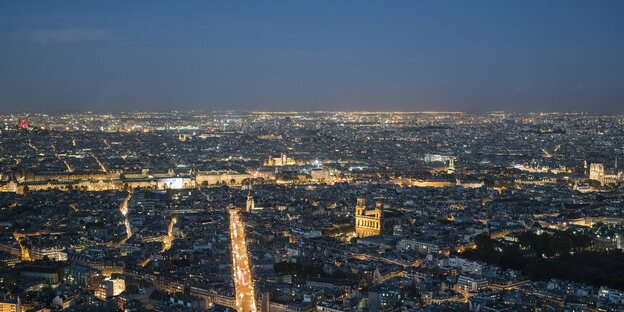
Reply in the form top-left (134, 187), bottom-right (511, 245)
top-left (355, 197), bottom-right (366, 217)
top-left (447, 157), bottom-right (456, 173)
top-left (245, 180), bottom-right (254, 213)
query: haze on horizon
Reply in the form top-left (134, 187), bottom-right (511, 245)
top-left (1, 1), bottom-right (623, 114)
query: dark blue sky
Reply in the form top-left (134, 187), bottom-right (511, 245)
top-left (1, 1), bottom-right (623, 113)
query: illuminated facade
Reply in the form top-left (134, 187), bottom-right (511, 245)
top-left (20, 171), bottom-right (120, 183)
top-left (589, 163), bottom-right (623, 185)
top-left (264, 154), bottom-right (296, 166)
top-left (1, 169), bottom-right (253, 193)
top-left (424, 153), bottom-right (455, 163)
top-left (195, 170), bottom-right (251, 186)
top-left (355, 198), bottom-right (382, 238)
top-left (447, 157), bottom-right (456, 173)
top-left (96, 278), bottom-right (126, 300)
top-left (589, 163), bottom-right (605, 184)
top-left (0, 298), bottom-right (23, 312)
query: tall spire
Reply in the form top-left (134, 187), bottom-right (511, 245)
top-left (245, 180), bottom-right (254, 213)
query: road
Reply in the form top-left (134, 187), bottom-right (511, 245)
top-left (161, 216), bottom-right (177, 252)
top-left (229, 208), bottom-right (257, 312)
top-left (113, 192), bottom-right (133, 248)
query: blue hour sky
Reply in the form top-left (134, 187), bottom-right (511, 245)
top-left (1, 1), bottom-right (623, 113)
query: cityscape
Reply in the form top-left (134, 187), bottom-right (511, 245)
top-left (2, 1), bottom-right (624, 311)
top-left (0, 112), bottom-right (624, 311)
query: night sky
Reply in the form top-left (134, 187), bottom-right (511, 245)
top-left (1, 1), bottom-right (623, 113)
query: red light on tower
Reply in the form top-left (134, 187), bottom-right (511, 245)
top-left (19, 117), bottom-right (29, 129)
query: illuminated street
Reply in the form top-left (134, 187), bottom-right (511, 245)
top-left (114, 192), bottom-right (133, 248)
top-left (161, 215), bottom-right (177, 252)
top-left (229, 208), bottom-right (257, 312)
top-left (13, 233), bottom-right (31, 262)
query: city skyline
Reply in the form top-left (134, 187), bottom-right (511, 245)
top-left (1, 111), bottom-right (624, 311)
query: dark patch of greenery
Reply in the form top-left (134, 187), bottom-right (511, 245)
top-left (465, 231), bottom-right (624, 290)
top-left (323, 224), bottom-right (355, 236)
top-left (274, 261), bottom-right (324, 280)
top-left (515, 230), bottom-right (593, 258)
top-left (273, 261), bottom-right (353, 282)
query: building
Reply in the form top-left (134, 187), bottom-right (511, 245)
top-left (195, 170), bottom-right (251, 186)
top-left (63, 264), bottom-right (99, 287)
top-left (397, 239), bottom-right (444, 254)
top-left (456, 274), bottom-right (488, 293)
top-left (589, 163), bottom-right (605, 184)
top-left (310, 168), bottom-right (331, 181)
top-left (446, 257), bottom-right (484, 275)
top-left (265, 154), bottom-right (296, 167)
top-left (368, 287), bottom-right (401, 311)
top-left (96, 278), bottom-right (126, 300)
top-left (355, 198), bottom-right (382, 238)
top-left (448, 157), bottom-right (456, 173)
top-left (355, 198), bottom-right (404, 238)
top-left (0, 298), bottom-right (22, 312)
top-left (589, 163), bottom-right (623, 185)
top-left (20, 265), bottom-right (59, 285)
top-left (424, 153), bottom-right (455, 163)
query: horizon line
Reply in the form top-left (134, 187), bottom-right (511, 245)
top-left (1, 110), bottom-right (622, 116)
